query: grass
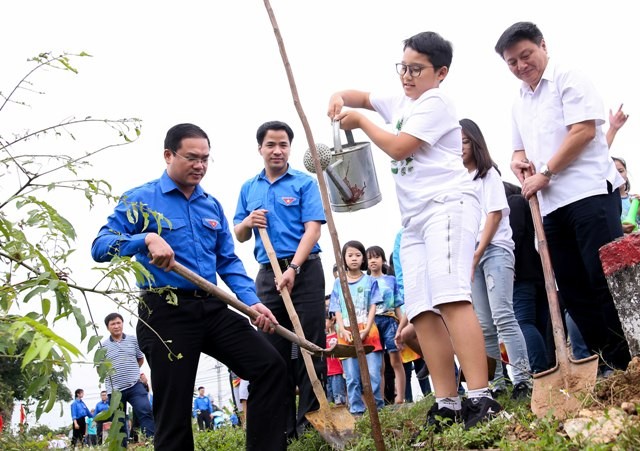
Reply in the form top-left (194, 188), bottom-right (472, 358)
top-left (4, 383), bottom-right (640, 450)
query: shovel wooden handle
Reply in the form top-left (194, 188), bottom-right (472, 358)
top-left (527, 194), bottom-right (572, 366)
top-left (171, 261), bottom-right (326, 356)
top-left (258, 228), bottom-right (331, 410)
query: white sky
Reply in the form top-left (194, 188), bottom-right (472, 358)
top-left (2, 0), bottom-right (637, 429)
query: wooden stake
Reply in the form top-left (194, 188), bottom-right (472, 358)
top-left (262, 1), bottom-right (385, 449)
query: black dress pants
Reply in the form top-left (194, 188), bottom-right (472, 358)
top-left (137, 292), bottom-right (288, 451)
top-left (256, 257), bottom-right (326, 439)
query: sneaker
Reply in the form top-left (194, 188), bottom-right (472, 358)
top-left (461, 397), bottom-right (502, 429)
top-left (510, 381), bottom-right (531, 401)
top-left (425, 403), bottom-right (460, 432)
top-left (416, 365), bottom-right (430, 381)
top-left (490, 387), bottom-right (507, 398)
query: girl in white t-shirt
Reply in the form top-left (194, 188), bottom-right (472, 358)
top-left (327, 31), bottom-right (500, 430)
top-left (460, 118), bottom-right (531, 399)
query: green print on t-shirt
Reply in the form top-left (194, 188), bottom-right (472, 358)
top-left (390, 117), bottom-right (414, 176)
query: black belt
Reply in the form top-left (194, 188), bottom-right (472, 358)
top-left (259, 253), bottom-right (320, 271)
top-left (142, 289), bottom-right (211, 298)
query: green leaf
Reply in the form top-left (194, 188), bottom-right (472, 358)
top-left (41, 297), bottom-right (51, 316)
top-left (88, 335), bottom-right (103, 352)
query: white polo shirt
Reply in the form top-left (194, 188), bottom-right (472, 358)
top-left (371, 88), bottom-right (477, 225)
top-left (511, 58), bottom-right (623, 216)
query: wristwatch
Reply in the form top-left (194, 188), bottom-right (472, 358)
top-left (540, 164), bottom-right (556, 179)
top-left (287, 263), bottom-right (301, 275)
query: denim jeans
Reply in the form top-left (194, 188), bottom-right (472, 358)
top-left (472, 244), bottom-right (531, 384)
top-left (512, 280), bottom-right (551, 373)
top-left (326, 374), bottom-right (347, 405)
top-left (342, 351), bottom-right (384, 414)
top-left (108, 381), bottom-right (155, 447)
top-left (565, 310), bottom-right (591, 359)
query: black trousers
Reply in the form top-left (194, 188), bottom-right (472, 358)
top-left (71, 416), bottom-right (86, 446)
top-left (256, 257), bottom-right (326, 439)
top-left (544, 188), bottom-right (631, 369)
top-left (196, 410), bottom-right (211, 430)
top-left (137, 292), bottom-right (288, 451)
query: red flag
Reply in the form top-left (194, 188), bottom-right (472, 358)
top-left (19, 404), bottom-right (26, 424)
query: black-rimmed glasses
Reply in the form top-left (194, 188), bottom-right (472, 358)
top-left (395, 63), bottom-right (433, 77)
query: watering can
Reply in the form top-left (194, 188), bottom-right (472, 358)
top-left (324, 121), bottom-right (382, 212)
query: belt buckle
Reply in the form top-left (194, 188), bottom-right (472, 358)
top-left (279, 257), bottom-right (291, 271)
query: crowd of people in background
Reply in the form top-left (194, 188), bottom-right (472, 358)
top-left (76, 18), bottom-right (637, 451)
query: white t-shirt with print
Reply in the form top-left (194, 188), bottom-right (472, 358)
top-left (370, 88), bottom-right (477, 225)
top-left (470, 167), bottom-right (514, 254)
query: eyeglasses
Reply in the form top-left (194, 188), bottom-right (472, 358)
top-left (395, 63), bottom-right (434, 77)
top-left (172, 151), bottom-right (211, 165)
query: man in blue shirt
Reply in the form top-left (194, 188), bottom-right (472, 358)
top-left (94, 390), bottom-right (110, 444)
top-left (192, 386), bottom-right (213, 430)
top-left (91, 123), bottom-right (288, 451)
top-left (234, 121), bottom-right (326, 438)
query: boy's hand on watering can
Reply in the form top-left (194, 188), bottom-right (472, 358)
top-left (327, 93), bottom-right (345, 119)
top-left (335, 110), bottom-right (363, 131)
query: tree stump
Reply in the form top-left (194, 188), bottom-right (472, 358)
top-left (599, 233), bottom-right (640, 357)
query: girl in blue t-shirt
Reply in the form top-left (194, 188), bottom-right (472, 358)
top-left (329, 240), bottom-right (384, 414)
top-left (367, 245), bottom-right (406, 404)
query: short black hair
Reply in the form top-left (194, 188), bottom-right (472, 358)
top-left (341, 240), bottom-right (368, 271)
top-left (403, 31), bottom-right (453, 71)
top-left (256, 121), bottom-right (294, 146)
top-left (198, 386), bottom-right (205, 391)
top-left (164, 123), bottom-right (210, 153)
top-left (104, 312), bottom-right (124, 327)
top-left (495, 21), bottom-right (544, 57)
top-left (75, 388), bottom-right (84, 398)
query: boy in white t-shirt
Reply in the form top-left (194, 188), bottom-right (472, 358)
top-left (327, 31), bottom-right (501, 430)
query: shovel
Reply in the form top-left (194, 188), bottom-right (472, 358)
top-left (171, 262), bottom-right (362, 359)
top-left (528, 193), bottom-right (598, 419)
top-left (258, 228), bottom-right (356, 449)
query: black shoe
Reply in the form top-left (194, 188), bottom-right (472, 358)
top-left (416, 365), bottom-right (430, 381)
top-left (461, 397), bottom-right (502, 429)
top-left (490, 387), bottom-right (507, 398)
top-left (425, 403), bottom-right (460, 432)
top-left (510, 381), bottom-right (531, 400)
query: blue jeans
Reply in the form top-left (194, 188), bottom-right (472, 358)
top-left (375, 315), bottom-right (399, 352)
top-left (565, 310), bottom-right (591, 359)
top-left (108, 381), bottom-right (155, 447)
top-left (342, 351), bottom-right (384, 414)
top-left (472, 244), bottom-right (531, 384)
top-left (512, 280), bottom-right (551, 373)
top-left (326, 374), bottom-right (347, 404)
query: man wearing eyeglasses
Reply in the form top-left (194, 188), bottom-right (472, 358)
top-left (234, 120), bottom-right (326, 439)
top-left (91, 123), bottom-right (288, 451)
top-left (495, 22), bottom-right (631, 372)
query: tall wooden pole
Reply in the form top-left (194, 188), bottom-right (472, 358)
top-left (262, 2), bottom-right (385, 450)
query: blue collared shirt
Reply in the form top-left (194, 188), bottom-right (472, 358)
top-left (234, 166), bottom-right (325, 264)
top-left (71, 399), bottom-right (92, 420)
top-left (94, 400), bottom-right (110, 416)
top-left (91, 171), bottom-right (260, 305)
top-left (193, 395), bottom-right (213, 414)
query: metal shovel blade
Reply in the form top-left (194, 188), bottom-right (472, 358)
top-left (525, 188), bottom-right (599, 419)
top-left (328, 343), bottom-right (375, 359)
top-left (531, 353), bottom-right (599, 419)
top-left (305, 404), bottom-right (356, 450)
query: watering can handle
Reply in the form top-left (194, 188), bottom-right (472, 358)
top-left (333, 121), bottom-right (356, 153)
top-left (332, 121), bottom-right (343, 153)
